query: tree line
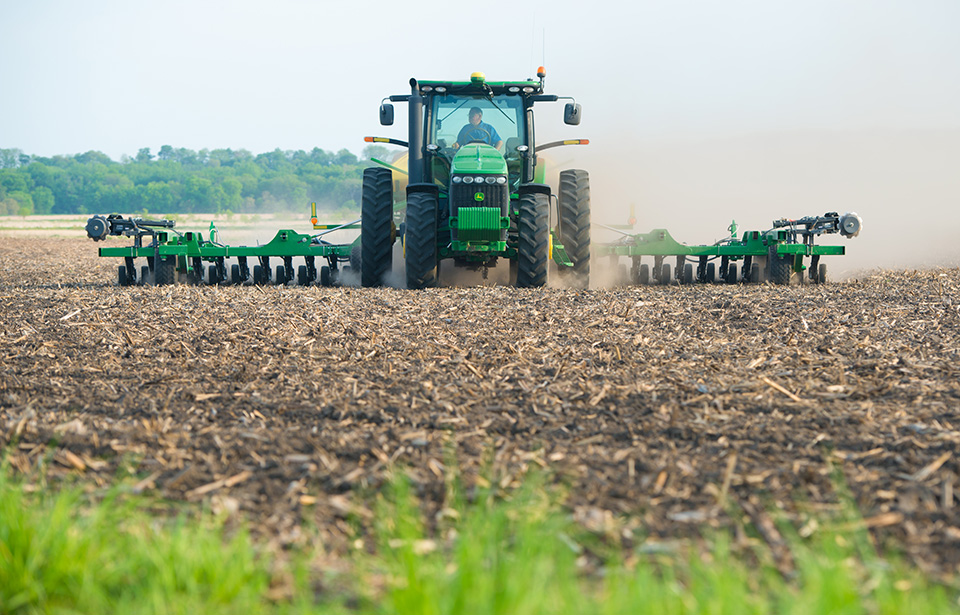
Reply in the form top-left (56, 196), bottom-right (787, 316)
top-left (0, 145), bottom-right (393, 217)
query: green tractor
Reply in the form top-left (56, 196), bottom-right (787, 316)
top-left (361, 69), bottom-right (591, 289)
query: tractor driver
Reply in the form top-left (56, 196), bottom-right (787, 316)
top-left (454, 107), bottom-right (503, 150)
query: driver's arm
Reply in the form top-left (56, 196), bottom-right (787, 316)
top-left (494, 139), bottom-right (504, 151)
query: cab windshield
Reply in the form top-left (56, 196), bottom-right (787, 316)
top-left (429, 94), bottom-right (526, 186)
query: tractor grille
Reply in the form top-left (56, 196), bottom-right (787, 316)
top-left (450, 182), bottom-right (508, 215)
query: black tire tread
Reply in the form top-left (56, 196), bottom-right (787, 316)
top-left (517, 192), bottom-right (549, 287)
top-left (361, 167), bottom-right (394, 287)
top-left (155, 256), bottom-right (176, 286)
top-left (769, 248), bottom-right (791, 285)
top-left (405, 190), bottom-right (439, 289)
top-left (558, 169), bottom-right (590, 288)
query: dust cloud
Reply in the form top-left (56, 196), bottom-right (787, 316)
top-left (552, 128), bottom-right (960, 280)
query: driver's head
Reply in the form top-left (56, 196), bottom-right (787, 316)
top-left (468, 107), bottom-right (483, 126)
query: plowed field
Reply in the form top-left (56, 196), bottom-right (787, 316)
top-left (2, 236), bottom-right (959, 578)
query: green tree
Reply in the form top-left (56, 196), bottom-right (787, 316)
top-left (31, 186), bottom-right (55, 214)
top-left (0, 148), bottom-right (24, 169)
top-left (361, 144), bottom-right (391, 162)
top-left (333, 148), bottom-right (358, 166)
top-left (7, 190), bottom-right (34, 215)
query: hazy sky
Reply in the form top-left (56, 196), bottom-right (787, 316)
top-left (2, 0), bottom-right (958, 159)
top-left (3, 0), bottom-right (959, 272)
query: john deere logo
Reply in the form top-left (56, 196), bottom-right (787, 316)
top-left (474, 191), bottom-right (485, 202)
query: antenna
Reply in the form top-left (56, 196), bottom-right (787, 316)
top-left (542, 28), bottom-right (546, 68)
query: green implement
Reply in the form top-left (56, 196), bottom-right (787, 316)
top-left (595, 212), bottom-right (863, 285)
top-left (86, 214), bottom-right (359, 287)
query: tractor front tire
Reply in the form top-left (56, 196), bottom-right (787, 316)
top-left (360, 167), bottom-right (394, 287)
top-left (405, 186), bottom-right (439, 290)
top-left (517, 190), bottom-right (549, 288)
top-left (558, 169), bottom-right (590, 289)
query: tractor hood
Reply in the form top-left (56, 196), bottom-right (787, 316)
top-left (450, 144), bottom-right (507, 176)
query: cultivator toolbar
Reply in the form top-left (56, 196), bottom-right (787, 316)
top-left (86, 210), bottom-right (360, 287)
top-left (596, 212), bottom-right (863, 286)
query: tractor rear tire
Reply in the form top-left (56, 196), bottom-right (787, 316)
top-left (517, 191), bottom-right (549, 287)
top-left (361, 167), bottom-right (394, 287)
top-left (558, 169), bottom-right (590, 289)
top-left (769, 248), bottom-right (791, 285)
top-left (155, 256), bottom-right (176, 286)
top-left (405, 187), bottom-right (439, 290)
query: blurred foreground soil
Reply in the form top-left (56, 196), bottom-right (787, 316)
top-left (1, 237), bottom-right (959, 578)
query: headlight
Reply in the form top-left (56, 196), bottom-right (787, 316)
top-left (463, 176), bottom-right (474, 184)
top-left (475, 176), bottom-right (484, 183)
top-left (496, 176), bottom-right (506, 184)
top-left (452, 176), bottom-right (462, 183)
top-left (485, 176), bottom-right (497, 184)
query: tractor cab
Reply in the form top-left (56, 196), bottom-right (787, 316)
top-left (429, 92), bottom-right (527, 192)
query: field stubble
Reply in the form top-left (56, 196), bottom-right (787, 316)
top-left (1, 237), bottom-right (959, 579)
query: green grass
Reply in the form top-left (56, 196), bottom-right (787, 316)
top-left (0, 467), bottom-right (956, 615)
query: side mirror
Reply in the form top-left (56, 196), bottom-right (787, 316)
top-left (380, 104), bottom-right (394, 126)
top-left (563, 102), bottom-right (582, 126)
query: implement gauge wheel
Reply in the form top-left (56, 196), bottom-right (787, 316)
top-left (660, 264), bottom-right (671, 285)
top-left (155, 256), bottom-right (176, 286)
top-left (768, 247), bottom-right (792, 285)
top-left (726, 263), bottom-right (738, 284)
top-left (558, 169), bottom-right (591, 289)
top-left (361, 167), bottom-right (394, 287)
